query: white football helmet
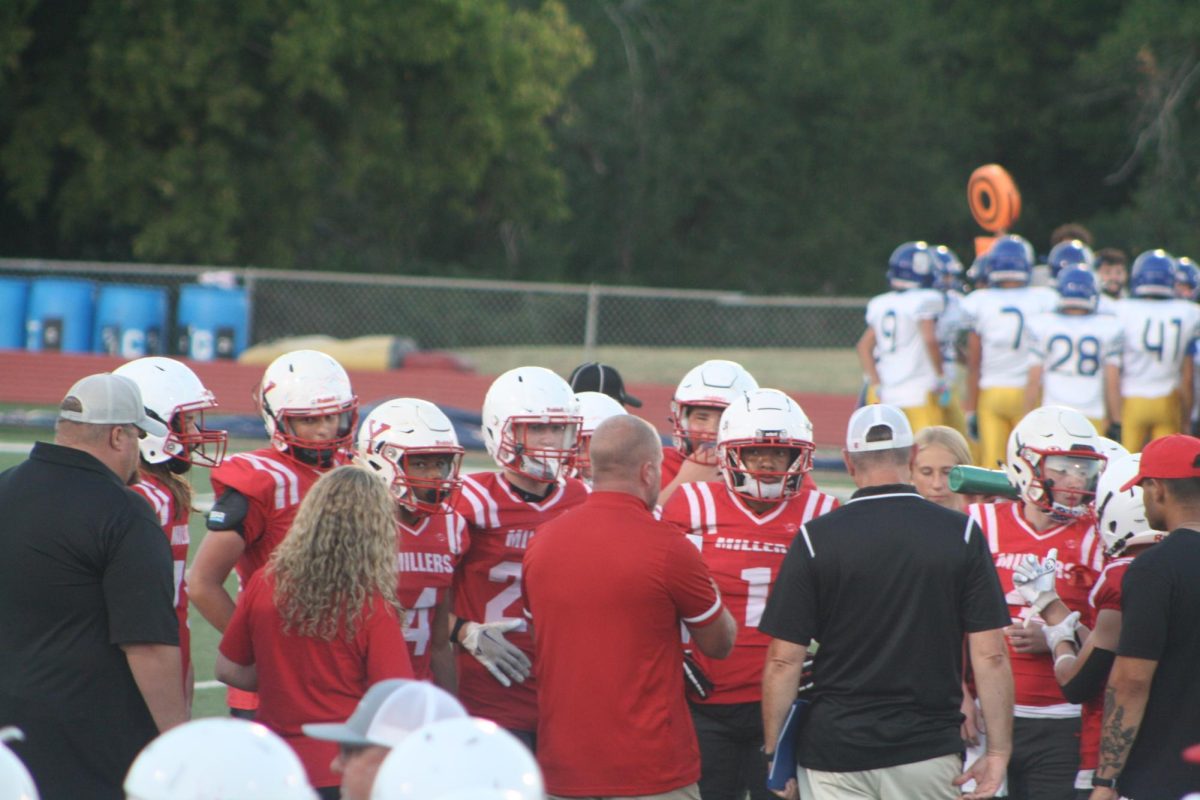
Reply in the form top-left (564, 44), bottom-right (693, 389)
top-left (481, 367), bottom-right (581, 483)
top-left (123, 718), bottom-right (317, 800)
top-left (258, 349), bottom-right (358, 466)
top-left (357, 399), bottom-right (464, 516)
top-left (571, 391), bottom-right (628, 481)
top-left (113, 357), bottom-right (227, 469)
top-left (0, 729), bottom-right (38, 800)
top-left (1094, 453), bottom-right (1167, 557)
top-left (717, 389), bottom-right (814, 503)
top-left (370, 718), bottom-right (543, 800)
top-left (671, 360), bottom-right (759, 463)
top-left (1096, 437), bottom-right (1130, 462)
top-left (1006, 406), bottom-right (1107, 520)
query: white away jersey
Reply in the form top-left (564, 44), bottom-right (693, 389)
top-left (1115, 297), bottom-right (1200, 397)
top-left (962, 286), bottom-right (1058, 389)
top-left (1027, 312), bottom-right (1123, 419)
top-left (865, 288), bottom-right (944, 406)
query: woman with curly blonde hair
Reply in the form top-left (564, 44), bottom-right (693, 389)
top-left (217, 465), bottom-right (413, 798)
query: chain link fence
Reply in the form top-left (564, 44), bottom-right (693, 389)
top-left (0, 258), bottom-right (867, 358)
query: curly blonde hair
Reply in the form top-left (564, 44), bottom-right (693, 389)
top-left (270, 465), bottom-right (401, 640)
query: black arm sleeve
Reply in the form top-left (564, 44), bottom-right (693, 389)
top-left (206, 488), bottom-right (249, 536)
top-left (1060, 647), bottom-right (1116, 704)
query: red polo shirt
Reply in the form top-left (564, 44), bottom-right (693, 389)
top-left (522, 491), bottom-right (725, 797)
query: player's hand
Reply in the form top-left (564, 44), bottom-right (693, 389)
top-left (459, 619), bottom-right (531, 687)
top-left (1087, 787), bottom-right (1118, 800)
top-left (966, 412), bottom-right (979, 440)
top-left (1011, 548), bottom-right (1059, 612)
top-left (1105, 422), bottom-right (1123, 443)
top-left (1042, 610), bottom-right (1081, 653)
top-left (954, 753), bottom-right (1006, 799)
top-left (1005, 620), bottom-right (1049, 654)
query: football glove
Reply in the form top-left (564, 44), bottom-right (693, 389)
top-left (1105, 422), bottom-right (1123, 443)
top-left (458, 619), bottom-right (531, 687)
top-left (1011, 548), bottom-right (1059, 614)
top-left (1042, 610), bottom-right (1081, 653)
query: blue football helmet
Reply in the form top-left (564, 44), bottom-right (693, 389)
top-left (932, 245), bottom-right (965, 291)
top-left (984, 234), bottom-right (1035, 285)
top-left (887, 241), bottom-right (936, 289)
top-left (1047, 239), bottom-right (1095, 279)
top-left (1057, 267), bottom-right (1099, 312)
top-left (1175, 257), bottom-right (1199, 301)
top-left (1130, 249), bottom-right (1177, 298)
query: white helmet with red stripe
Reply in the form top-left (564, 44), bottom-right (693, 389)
top-left (671, 360), bottom-right (759, 462)
top-left (258, 350), bottom-right (358, 467)
top-left (571, 391), bottom-right (627, 482)
top-left (1095, 453), bottom-right (1167, 557)
top-left (1005, 405), bottom-right (1107, 520)
top-left (113, 357), bottom-right (227, 469)
top-left (717, 389), bottom-right (814, 502)
top-left (481, 367), bottom-right (581, 483)
top-left (356, 399), bottom-right (464, 516)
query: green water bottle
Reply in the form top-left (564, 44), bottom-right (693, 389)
top-left (948, 465), bottom-right (1019, 499)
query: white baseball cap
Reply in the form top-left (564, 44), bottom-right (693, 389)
top-left (845, 404), bottom-right (914, 452)
top-left (58, 373), bottom-right (168, 437)
top-left (303, 679), bottom-right (467, 748)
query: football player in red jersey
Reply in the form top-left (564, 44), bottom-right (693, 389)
top-left (189, 349), bottom-right (358, 717)
top-left (450, 366), bottom-right (588, 748)
top-left (658, 359), bottom-right (759, 506)
top-left (357, 398), bottom-right (468, 692)
top-left (114, 356), bottom-right (228, 712)
top-left (661, 388), bottom-right (838, 800)
top-left (963, 405), bottom-right (1107, 798)
top-left (1009, 452), bottom-right (1165, 796)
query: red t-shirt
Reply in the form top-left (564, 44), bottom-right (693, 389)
top-left (1077, 556), bottom-right (1132, 771)
top-left (396, 511), bottom-right (468, 680)
top-left (661, 481), bottom-right (837, 703)
top-left (967, 501), bottom-right (1103, 710)
top-left (522, 491), bottom-right (725, 796)
top-left (132, 473), bottom-right (191, 677)
top-left (219, 569), bottom-right (413, 788)
top-left (452, 472), bottom-right (589, 732)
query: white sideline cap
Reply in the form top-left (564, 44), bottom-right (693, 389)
top-left (846, 404), bottom-right (913, 452)
top-left (58, 373), bottom-right (168, 437)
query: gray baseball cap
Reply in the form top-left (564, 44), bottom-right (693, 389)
top-left (302, 679), bottom-right (467, 748)
top-left (59, 373), bottom-right (168, 438)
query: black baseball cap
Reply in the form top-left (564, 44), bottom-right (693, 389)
top-left (568, 362), bottom-right (642, 408)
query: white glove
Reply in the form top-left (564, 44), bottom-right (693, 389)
top-left (1011, 547), bottom-right (1059, 614)
top-left (1042, 610), bottom-right (1081, 653)
top-left (459, 619), bottom-right (532, 687)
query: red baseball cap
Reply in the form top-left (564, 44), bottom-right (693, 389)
top-left (1120, 434), bottom-right (1200, 491)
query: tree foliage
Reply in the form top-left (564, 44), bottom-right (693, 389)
top-left (1, 0), bottom-right (1198, 293)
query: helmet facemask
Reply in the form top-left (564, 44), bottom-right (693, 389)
top-left (671, 403), bottom-right (726, 465)
top-left (1016, 447), bottom-right (1106, 521)
top-left (373, 444), bottom-right (464, 516)
top-left (270, 403), bottom-right (358, 468)
top-left (719, 438), bottom-right (814, 503)
top-left (496, 416), bottom-right (581, 483)
top-left (155, 401), bottom-right (228, 471)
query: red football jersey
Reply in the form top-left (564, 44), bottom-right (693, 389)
top-left (132, 473), bottom-right (191, 678)
top-left (1076, 556), bottom-right (1132, 772)
top-left (397, 511), bottom-right (468, 681)
top-left (967, 501), bottom-right (1103, 711)
top-left (661, 481), bottom-right (838, 703)
top-left (661, 447), bottom-right (686, 489)
top-left (453, 472), bottom-right (589, 732)
top-left (219, 568), bottom-right (413, 789)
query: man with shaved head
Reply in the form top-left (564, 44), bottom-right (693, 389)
top-left (523, 414), bottom-right (736, 800)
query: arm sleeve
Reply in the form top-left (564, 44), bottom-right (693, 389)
top-left (758, 524), bottom-right (817, 646)
top-left (206, 488), bottom-right (251, 535)
top-left (364, 597), bottom-right (414, 682)
top-left (959, 520), bottom-right (1011, 633)
top-left (1116, 556), bottom-right (1171, 660)
top-left (104, 497), bottom-right (179, 646)
top-left (218, 574), bottom-right (259, 665)
top-left (663, 531), bottom-right (722, 627)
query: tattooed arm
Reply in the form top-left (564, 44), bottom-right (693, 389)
top-left (1089, 655), bottom-right (1157, 800)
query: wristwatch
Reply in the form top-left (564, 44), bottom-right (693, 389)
top-left (1091, 775), bottom-right (1117, 788)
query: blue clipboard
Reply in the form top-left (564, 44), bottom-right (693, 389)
top-left (767, 697), bottom-right (810, 790)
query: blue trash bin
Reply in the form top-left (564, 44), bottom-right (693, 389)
top-left (26, 278), bottom-right (95, 352)
top-left (0, 278), bottom-right (29, 350)
top-left (176, 284), bottom-right (249, 361)
top-left (94, 284), bottom-right (169, 357)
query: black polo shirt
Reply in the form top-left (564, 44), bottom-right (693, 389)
top-left (761, 483), bottom-right (1009, 772)
top-left (0, 442), bottom-right (178, 800)
top-left (1114, 528), bottom-right (1200, 799)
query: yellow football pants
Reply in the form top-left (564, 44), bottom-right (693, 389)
top-left (977, 387), bottom-right (1026, 468)
top-left (901, 394), bottom-right (944, 436)
top-left (1122, 394), bottom-right (1182, 453)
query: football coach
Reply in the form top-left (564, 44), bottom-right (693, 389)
top-left (760, 404), bottom-right (1014, 800)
